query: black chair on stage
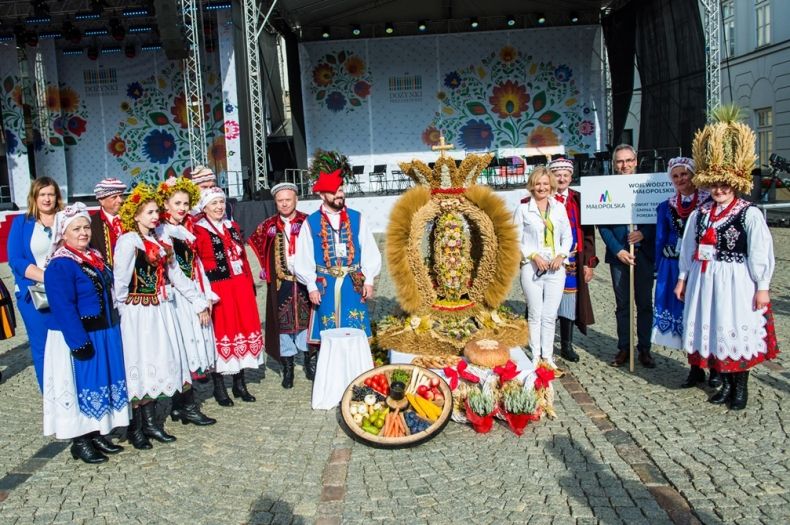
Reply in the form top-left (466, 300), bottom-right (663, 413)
top-left (368, 164), bottom-right (387, 194)
top-left (572, 153), bottom-right (593, 180)
top-left (348, 165), bottom-right (365, 194)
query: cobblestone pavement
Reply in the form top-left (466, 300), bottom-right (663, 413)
top-left (0, 229), bottom-right (788, 525)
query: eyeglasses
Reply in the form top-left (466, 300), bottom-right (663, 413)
top-left (43, 226), bottom-right (52, 239)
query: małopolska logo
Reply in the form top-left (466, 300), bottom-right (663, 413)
top-left (599, 190), bottom-right (611, 203)
top-left (587, 188), bottom-right (625, 210)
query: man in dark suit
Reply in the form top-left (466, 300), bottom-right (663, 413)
top-left (90, 178), bottom-right (127, 267)
top-left (597, 145), bottom-right (657, 368)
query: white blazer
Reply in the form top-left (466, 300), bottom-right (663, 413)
top-left (513, 196), bottom-right (573, 262)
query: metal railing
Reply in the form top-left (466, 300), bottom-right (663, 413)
top-left (283, 168), bottom-right (311, 197)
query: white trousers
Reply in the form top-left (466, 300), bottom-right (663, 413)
top-left (520, 264), bottom-right (566, 362)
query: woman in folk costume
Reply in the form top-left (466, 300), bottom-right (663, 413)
top-left (193, 187), bottom-right (263, 406)
top-left (42, 202), bottom-right (129, 463)
top-left (155, 177), bottom-right (217, 426)
top-left (547, 158), bottom-right (598, 363)
top-left (674, 107), bottom-right (778, 410)
top-left (114, 184), bottom-right (210, 448)
top-left (514, 166), bottom-right (573, 369)
top-left (652, 158), bottom-right (717, 387)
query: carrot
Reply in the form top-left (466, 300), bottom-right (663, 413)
top-left (383, 413), bottom-right (394, 437)
top-left (399, 412), bottom-right (409, 435)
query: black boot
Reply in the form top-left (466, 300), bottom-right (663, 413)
top-left (680, 365), bottom-right (707, 388)
top-left (70, 435), bottom-right (108, 464)
top-left (558, 317), bottom-right (579, 362)
top-left (91, 432), bottom-right (123, 454)
top-left (171, 389), bottom-right (216, 426)
top-left (707, 368), bottom-right (723, 388)
top-left (212, 372), bottom-right (234, 407)
top-left (730, 371), bottom-right (749, 410)
top-left (281, 357), bottom-right (295, 389)
top-left (304, 347), bottom-right (318, 381)
top-left (232, 371), bottom-right (256, 402)
top-left (127, 406), bottom-right (152, 450)
top-left (709, 373), bottom-right (733, 404)
top-left (140, 401), bottom-right (176, 443)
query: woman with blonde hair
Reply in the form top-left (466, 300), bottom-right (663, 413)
top-left (114, 184), bottom-right (210, 448)
top-left (7, 177), bottom-right (64, 390)
top-left (514, 167), bottom-right (573, 368)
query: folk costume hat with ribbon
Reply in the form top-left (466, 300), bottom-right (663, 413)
top-left (94, 178), bottom-right (127, 200)
top-left (197, 186), bottom-right (227, 212)
top-left (691, 105), bottom-right (757, 194)
top-left (189, 165), bottom-right (217, 186)
top-left (312, 169), bottom-right (343, 194)
top-left (548, 157), bottom-right (574, 174)
top-left (667, 157), bottom-right (695, 178)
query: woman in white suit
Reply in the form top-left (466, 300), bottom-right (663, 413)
top-left (514, 166), bottom-right (573, 368)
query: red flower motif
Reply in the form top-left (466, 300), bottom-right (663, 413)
top-left (224, 120), bottom-right (240, 140)
top-left (108, 136), bottom-right (126, 157)
top-left (312, 63), bottom-right (334, 87)
top-left (67, 116), bottom-right (87, 137)
top-left (421, 126), bottom-right (442, 147)
top-left (489, 80), bottom-right (529, 119)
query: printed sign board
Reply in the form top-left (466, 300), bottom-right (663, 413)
top-left (580, 173), bottom-right (675, 225)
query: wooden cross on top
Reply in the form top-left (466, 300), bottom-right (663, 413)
top-left (431, 134), bottom-right (455, 158)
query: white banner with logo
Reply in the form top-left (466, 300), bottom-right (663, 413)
top-left (580, 173), bottom-right (675, 225)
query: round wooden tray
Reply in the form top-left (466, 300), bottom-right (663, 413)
top-left (340, 364), bottom-right (453, 448)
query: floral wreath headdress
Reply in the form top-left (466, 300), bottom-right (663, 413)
top-left (156, 176), bottom-right (200, 209)
top-left (119, 183), bottom-right (159, 233)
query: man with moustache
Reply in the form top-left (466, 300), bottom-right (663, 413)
top-left (294, 169), bottom-right (381, 377)
top-left (248, 183), bottom-right (311, 388)
top-left (598, 144), bottom-right (657, 368)
top-left (90, 178), bottom-right (127, 267)
top-left (548, 158), bottom-right (599, 363)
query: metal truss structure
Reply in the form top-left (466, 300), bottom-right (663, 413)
top-left (181, 0), bottom-right (208, 168)
top-left (243, 0), bottom-right (269, 190)
top-left (700, 0), bottom-right (721, 119)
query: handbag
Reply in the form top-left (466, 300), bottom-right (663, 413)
top-left (28, 283), bottom-right (49, 310)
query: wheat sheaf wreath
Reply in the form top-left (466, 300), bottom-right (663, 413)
top-left (385, 184), bottom-right (520, 316)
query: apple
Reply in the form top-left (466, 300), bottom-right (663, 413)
top-left (425, 390), bottom-right (435, 400)
top-left (429, 377), bottom-right (440, 388)
top-left (434, 393), bottom-right (444, 403)
top-left (416, 385), bottom-right (429, 396)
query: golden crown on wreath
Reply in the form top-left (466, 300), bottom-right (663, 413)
top-left (399, 136), bottom-right (493, 191)
top-left (155, 176), bottom-right (201, 209)
top-left (119, 183), bottom-right (158, 233)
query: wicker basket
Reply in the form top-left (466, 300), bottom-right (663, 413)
top-left (340, 364), bottom-right (453, 448)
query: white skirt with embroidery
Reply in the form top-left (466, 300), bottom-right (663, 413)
top-left (42, 331), bottom-right (130, 440)
top-left (682, 259), bottom-right (767, 361)
top-left (119, 299), bottom-right (192, 400)
top-left (172, 288), bottom-right (216, 374)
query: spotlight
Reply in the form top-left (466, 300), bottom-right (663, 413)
top-left (417, 20), bottom-right (427, 32)
top-left (38, 31), bottom-right (61, 39)
top-left (536, 13), bottom-right (546, 25)
top-left (0, 33), bottom-right (15, 42)
top-left (25, 16), bottom-right (51, 25)
top-left (570, 12), bottom-right (579, 24)
top-left (122, 7), bottom-right (150, 17)
top-left (84, 27), bottom-right (108, 37)
top-left (62, 47), bottom-right (83, 56)
top-left (75, 11), bottom-right (101, 21)
top-left (204, 1), bottom-right (232, 10)
top-left (141, 42), bottom-right (162, 51)
top-left (351, 24), bottom-right (361, 36)
top-left (470, 17), bottom-right (479, 29)
top-left (384, 22), bottom-right (394, 34)
top-left (128, 25), bottom-right (153, 34)
top-left (321, 26), bottom-right (330, 38)
top-left (506, 15), bottom-right (516, 27)
top-left (101, 46), bottom-right (122, 54)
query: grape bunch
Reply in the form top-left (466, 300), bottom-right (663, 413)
top-left (351, 385), bottom-right (385, 402)
top-left (404, 411), bottom-right (431, 433)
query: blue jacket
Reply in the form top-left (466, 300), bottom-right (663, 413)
top-left (7, 214), bottom-right (39, 303)
top-left (597, 223), bottom-right (656, 265)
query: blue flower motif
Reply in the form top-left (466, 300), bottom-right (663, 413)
top-left (4, 129), bottom-right (18, 155)
top-left (143, 129), bottom-right (176, 164)
top-left (444, 71), bottom-right (462, 90)
top-left (459, 119), bottom-right (493, 150)
top-left (554, 65), bottom-right (572, 82)
top-left (326, 91), bottom-right (346, 112)
top-left (225, 103), bottom-right (234, 113)
top-left (126, 81), bottom-right (144, 100)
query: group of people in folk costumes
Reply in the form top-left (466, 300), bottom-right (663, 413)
top-left (516, 114), bottom-right (778, 412)
top-left (2, 113), bottom-right (779, 464)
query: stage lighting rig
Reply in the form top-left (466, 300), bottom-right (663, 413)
top-left (570, 13), bottom-right (579, 24)
top-left (470, 17), bottom-right (479, 29)
top-left (122, 7), bottom-right (152, 17)
top-left (321, 26), bottom-right (330, 38)
top-left (506, 15), bottom-right (516, 27)
top-left (384, 22), bottom-right (394, 34)
top-left (536, 13), bottom-right (546, 25)
top-left (351, 24), bottom-right (361, 36)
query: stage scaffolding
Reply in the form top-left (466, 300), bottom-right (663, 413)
top-left (700, 0), bottom-right (721, 120)
top-left (181, 0), bottom-right (208, 168)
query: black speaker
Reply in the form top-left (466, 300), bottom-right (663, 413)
top-left (154, 0), bottom-right (189, 60)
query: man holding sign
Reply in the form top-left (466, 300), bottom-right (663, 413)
top-left (597, 145), bottom-right (657, 368)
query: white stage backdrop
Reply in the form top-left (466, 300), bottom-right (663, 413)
top-left (300, 26), bottom-right (605, 182)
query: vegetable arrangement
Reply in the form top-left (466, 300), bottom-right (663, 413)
top-left (343, 365), bottom-right (451, 444)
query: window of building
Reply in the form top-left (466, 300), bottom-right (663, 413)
top-left (756, 1), bottom-right (771, 47)
top-left (722, 0), bottom-right (735, 56)
top-left (755, 108), bottom-right (773, 168)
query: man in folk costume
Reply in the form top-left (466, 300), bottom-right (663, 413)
top-left (248, 183), bottom-right (311, 389)
top-left (548, 158), bottom-right (599, 362)
top-left (90, 178), bottom-right (127, 267)
top-left (294, 170), bottom-right (381, 376)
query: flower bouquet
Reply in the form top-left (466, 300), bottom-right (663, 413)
top-left (465, 387), bottom-right (497, 433)
top-left (501, 382), bottom-right (538, 436)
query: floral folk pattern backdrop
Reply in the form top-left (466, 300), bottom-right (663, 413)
top-left (299, 26), bottom-right (604, 167)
